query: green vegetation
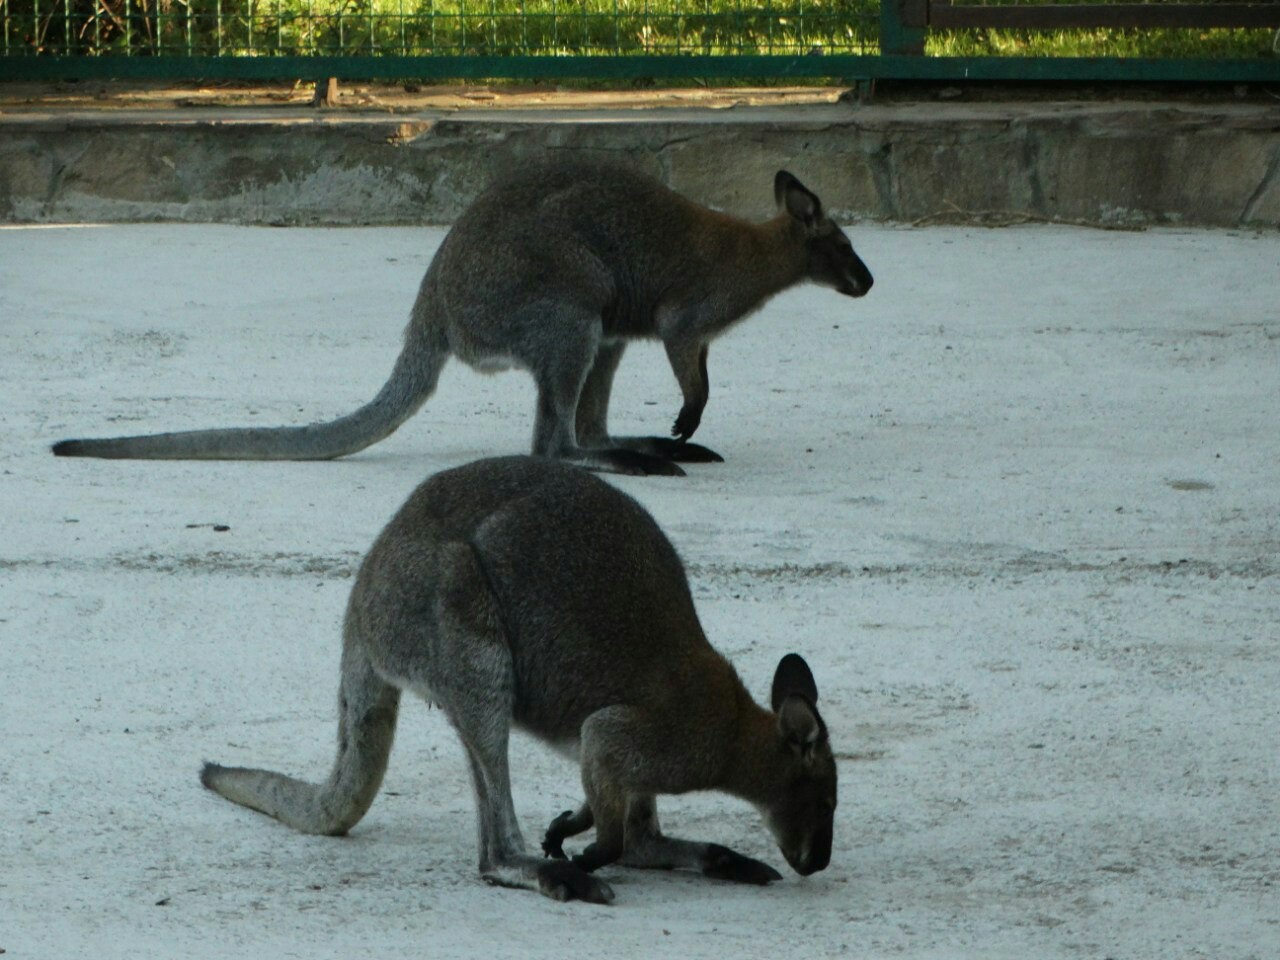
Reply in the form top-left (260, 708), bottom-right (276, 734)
top-left (2, 0), bottom-right (878, 58)
top-left (2, 0), bottom-right (1274, 60)
top-left (929, 26), bottom-right (1277, 60)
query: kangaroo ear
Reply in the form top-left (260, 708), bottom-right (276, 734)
top-left (774, 171), bottom-right (823, 229)
top-left (777, 695), bottom-right (824, 750)
top-left (771, 653), bottom-right (818, 711)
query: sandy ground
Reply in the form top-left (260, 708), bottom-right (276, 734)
top-left (2, 222), bottom-right (1278, 959)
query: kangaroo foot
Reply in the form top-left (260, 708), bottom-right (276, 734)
top-left (700, 844), bottom-right (784, 885)
top-left (576, 448), bottom-right (687, 477)
top-left (535, 861), bottom-right (615, 904)
top-left (644, 437), bottom-right (724, 463)
top-left (609, 436), bottom-right (723, 464)
top-left (482, 858), bottom-right (615, 905)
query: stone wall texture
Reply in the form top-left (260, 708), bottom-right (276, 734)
top-left (2, 101), bottom-right (1278, 227)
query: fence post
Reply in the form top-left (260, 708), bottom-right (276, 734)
top-left (880, 0), bottom-right (927, 55)
top-left (314, 77), bottom-right (339, 106)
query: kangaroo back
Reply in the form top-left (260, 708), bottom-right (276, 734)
top-left (200, 456), bottom-right (837, 903)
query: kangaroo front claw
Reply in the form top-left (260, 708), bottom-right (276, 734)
top-left (672, 406), bottom-right (703, 441)
top-left (541, 810), bottom-right (575, 860)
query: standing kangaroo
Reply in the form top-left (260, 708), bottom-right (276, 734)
top-left (200, 456), bottom-right (838, 903)
top-left (53, 161), bottom-right (873, 476)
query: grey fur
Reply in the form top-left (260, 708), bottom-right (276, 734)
top-left (54, 162), bottom-right (872, 475)
top-left (200, 456), bottom-right (838, 904)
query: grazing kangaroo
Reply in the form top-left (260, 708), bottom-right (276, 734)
top-left (200, 456), bottom-right (838, 903)
top-left (53, 161), bottom-right (873, 476)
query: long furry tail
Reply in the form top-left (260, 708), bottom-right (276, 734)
top-left (53, 323), bottom-right (447, 461)
top-left (201, 650), bottom-right (401, 836)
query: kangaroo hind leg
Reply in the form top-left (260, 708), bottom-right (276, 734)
top-left (574, 340), bottom-right (722, 468)
top-left (530, 315), bottom-right (683, 478)
top-left (200, 644), bottom-right (401, 837)
top-left (426, 542), bottom-right (614, 905)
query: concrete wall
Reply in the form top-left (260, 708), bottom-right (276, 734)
top-left (2, 101), bottom-right (1278, 227)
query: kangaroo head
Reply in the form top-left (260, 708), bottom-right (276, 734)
top-left (774, 171), bottom-right (874, 299)
top-left (760, 653), bottom-right (837, 876)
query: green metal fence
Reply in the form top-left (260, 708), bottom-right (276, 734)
top-left (1, 0), bottom-right (1278, 82)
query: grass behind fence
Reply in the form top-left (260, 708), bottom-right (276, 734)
top-left (2, 0), bottom-right (1276, 61)
top-left (2, 0), bottom-right (878, 58)
top-left (929, 26), bottom-right (1278, 59)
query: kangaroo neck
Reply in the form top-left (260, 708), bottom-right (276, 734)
top-left (715, 688), bottom-right (785, 804)
top-left (697, 213), bottom-right (807, 322)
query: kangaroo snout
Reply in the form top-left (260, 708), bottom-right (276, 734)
top-left (840, 259), bottom-right (875, 298)
top-left (778, 812), bottom-right (834, 876)
top-left (784, 834), bottom-right (833, 876)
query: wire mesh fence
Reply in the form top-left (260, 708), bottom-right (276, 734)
top-left (1, 0), bottom-right (880, 58)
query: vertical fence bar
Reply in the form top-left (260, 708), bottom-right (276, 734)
top-left (216, 0), bottom-right (223, 54)
top-left (62, 0), bottom-right (70, 53)
top-left (880, 0), bottom-right (926, 55)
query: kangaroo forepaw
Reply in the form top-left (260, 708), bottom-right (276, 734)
top-left (542, 838), bottom-right (568, 860)
top-left (542, 810), bottom-right (576, 860)
top-left (701, 844), bottom-right (784, 885)
top-left (536, 861), bottom-right (615, 905)
top-left (672, 407), bottom-right (703, 441)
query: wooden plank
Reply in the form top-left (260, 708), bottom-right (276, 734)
top-left (929, 1), bottom-right (1280, 29)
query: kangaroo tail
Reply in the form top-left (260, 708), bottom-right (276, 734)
top-left (53, 320), bottom-right (448, 461)
top-left (201, 648), bottom-right (401, 836)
